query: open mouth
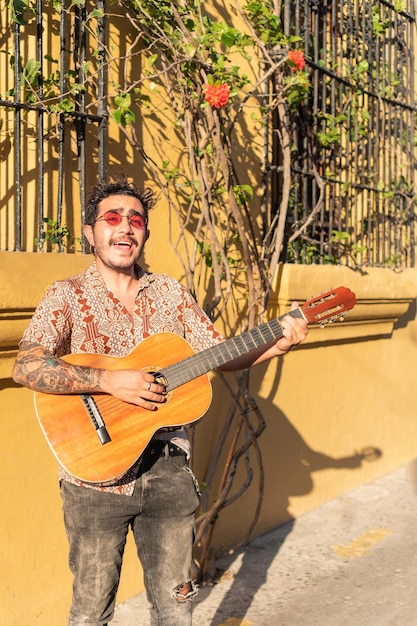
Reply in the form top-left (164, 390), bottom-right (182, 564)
top-left (113, 240), bottom-right (135, 249)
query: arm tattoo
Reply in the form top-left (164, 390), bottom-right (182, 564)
top-left (13, 342), bottom-right (104, 394)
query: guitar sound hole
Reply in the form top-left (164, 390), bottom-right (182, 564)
top-left (143, 368), bottom-right (172, 403)
top-left (152, 372), bottom-right (168, 389)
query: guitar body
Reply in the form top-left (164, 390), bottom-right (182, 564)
top-left (34, 333), bottom-right (212, 484)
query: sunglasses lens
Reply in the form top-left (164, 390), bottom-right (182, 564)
top-left (129, 214), bottom-right (146, 229)
top-left (103, 211), bottom-right (122, 225)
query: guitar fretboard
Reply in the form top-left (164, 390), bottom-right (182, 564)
top-left (158, 308), bottom-right (304, 390)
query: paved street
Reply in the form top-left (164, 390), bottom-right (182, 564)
top-left (113, 461), bottom-right (417, 625)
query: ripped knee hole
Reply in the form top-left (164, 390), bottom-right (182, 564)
top-left (172, 579), bottom-right (198, 603)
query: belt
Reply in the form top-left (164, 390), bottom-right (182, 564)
top-left (143, 441), bottom-right (186, 459)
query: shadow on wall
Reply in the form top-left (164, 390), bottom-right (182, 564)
top-left (195, 406), bottom-right (382, 625)
top-left (192, 336), bottom-right (384, 624)
top-left (260, 406), bottom-right (382, 522)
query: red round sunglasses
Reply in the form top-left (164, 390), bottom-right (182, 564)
top-left (94, 210), bottom-right (147, 230)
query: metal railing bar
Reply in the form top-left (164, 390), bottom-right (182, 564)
top-left (75, 3), bottom-right (87, 252)
top-left (380, 0), bottom-right (415, 20)
top-left (0, 99), bottom-right (107, 122)
top-left (13, 22), bottom-right (22, 252)
top-left (306, 60), bottom-right (416, 112)
top-left (97, 0), bottom-right (108, 184)
top-left (56, 0), bottom-right (67, 249)
top-left (36, 0), bottom-right (45, 248)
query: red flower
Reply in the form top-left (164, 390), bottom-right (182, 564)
top-left (203, 83), bottom-right (231, 109)
top-left (288, 50), bottom-right (306, 72)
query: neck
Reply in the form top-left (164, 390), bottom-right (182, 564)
top-left (94, 259), bottom-right (139, 292)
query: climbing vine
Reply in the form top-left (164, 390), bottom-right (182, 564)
top-left (104, 2), bottom-right (311, 578)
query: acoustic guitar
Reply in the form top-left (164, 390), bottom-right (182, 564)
top-left (34, 286), bottom-right (356, 483)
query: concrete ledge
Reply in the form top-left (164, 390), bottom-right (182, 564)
top-left (270, 264), bottom-right (417, 342)
top-left (2, 258), bottom-right (416, 374)
top-left (0, 251), bottom-right (91, 377)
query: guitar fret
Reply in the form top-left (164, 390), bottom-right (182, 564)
top-left (163, 348), bottom-right (221, 389)
top-left (160, 299), bottom-right (334, 392)
top-left (161, 316), bottom-right (286, 391)
top-left (266, 318), bottom-right (283, 340)
top-left (251, 325), bottom-right (272, 345)
top-left (234, 334), bottom-right (255, 353)
top-left (216, 341), bottom-right (237, 363)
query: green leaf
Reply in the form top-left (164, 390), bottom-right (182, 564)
top-left (9, 0), bottom-right (30, 25)
top-left (86, 9), bottom-right (104, 22)
top-left (112, 109), bottom-right (122, 124)
top-left (221, 30), bottom-right (237, 47)
top-left (148, 54), bottom-right (159, 68)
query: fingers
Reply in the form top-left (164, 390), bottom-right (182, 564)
top-left (105, 370), bottom-right (167, 409)
top-left (281, 314), bottom-right (306, 336)
top-left (279, 306), bottom-right (309, 348)
top-left (141, 375), bottom-right (167, 402)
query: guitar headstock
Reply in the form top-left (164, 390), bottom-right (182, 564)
top-left (301, 286), bottom-right (356, 325)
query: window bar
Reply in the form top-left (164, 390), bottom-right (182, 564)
top-left (13, 21), bottom-right (22, 251)
top-left (36, 0), bottom-right (45, 250)
top-left (373, 21), bottom-right (382, 265)
top-left (97, 0), bottom-right (108, 184)
top-left (57, 0), bottom-right (67, 251)
top-left (407, 7), bottom-right (415, 267)
top-left (392, 12), bottom-right (401, 266)
top-left (310, 1), bottom-right (321, 265)
top-left (75, 2), bottom-right (87, 252)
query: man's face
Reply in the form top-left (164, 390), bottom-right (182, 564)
top-left (83, 194), bottom-right (149, 273)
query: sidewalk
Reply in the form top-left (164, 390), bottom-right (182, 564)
top-left (113, 460), bottom-right (417, 626)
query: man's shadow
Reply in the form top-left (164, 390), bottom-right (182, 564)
top-left (194, 403), bottom-right (382, 625)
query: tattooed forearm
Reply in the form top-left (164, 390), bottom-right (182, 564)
top-left (13, 342), bottom-right (105, 394)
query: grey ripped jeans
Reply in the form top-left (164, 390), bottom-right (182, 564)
top-left (61, 442), bottom-right (200, 626)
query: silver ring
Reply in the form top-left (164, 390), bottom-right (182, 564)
top-left (147, 382), bottom-right (152, 391)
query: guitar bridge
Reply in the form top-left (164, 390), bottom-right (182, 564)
top-left (81, 394), bottom-right (112, 445)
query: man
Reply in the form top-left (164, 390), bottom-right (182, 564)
top-left (13, 176), bottom-right (308, 626)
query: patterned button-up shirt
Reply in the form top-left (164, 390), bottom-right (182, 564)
top-left (22, 263), bottom-right (223, 494)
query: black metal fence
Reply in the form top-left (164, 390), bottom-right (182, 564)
top-left (1, 1), bottom-right (416, 267)
top-left (277, 0), bottom-right (416, 268)
top-left (0, 0), bottom-right (108, 252)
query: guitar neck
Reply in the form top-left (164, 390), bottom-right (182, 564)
top-left (159, 308), bottom-right (305, 391)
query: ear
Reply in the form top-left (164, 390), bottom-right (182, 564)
top-left (145, 229), bottom-right (150, 242)
top-left (83, 224), bottom-right (95, 248)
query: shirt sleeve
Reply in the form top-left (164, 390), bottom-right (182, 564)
top-left (178, 283), bottom-right (224, 351)
top-left (20, 281), bottom-right (73, 356)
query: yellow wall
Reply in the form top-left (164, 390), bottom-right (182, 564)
top-left (199, 264), bottom-right (417, 547)
top-left (2, 252), bottom-right (417, 624)
top-left (2, 4), bottom-right (417, 624)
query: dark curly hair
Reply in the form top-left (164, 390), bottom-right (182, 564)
top-left (85, 175), bottom-right (156, 226)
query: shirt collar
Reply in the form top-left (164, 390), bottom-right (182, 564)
top-left (87, 261), bottom-right (156, 294)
